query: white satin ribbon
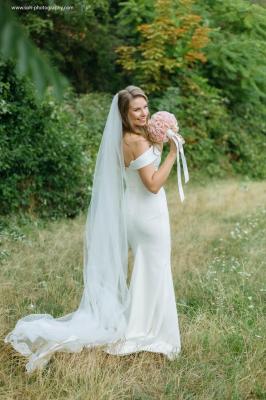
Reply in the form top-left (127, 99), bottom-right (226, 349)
top-left (167, 129), bottom-right (189, 202)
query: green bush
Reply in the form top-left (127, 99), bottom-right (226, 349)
top-left (65, 92), bottom-right (112, 196)
top-left (227, 105), bottom-right (266, 179)
top-left (0, 60), bottom-right (86, 218)
top-left (150, 77), bottom-right (233, 178)
top-left (198, 0), bottom-right (266, 107)
top-left (150, 74), bottom-right (266, 179)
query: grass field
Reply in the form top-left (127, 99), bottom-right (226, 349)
top-left (0, 177), bottom-right (265, 399)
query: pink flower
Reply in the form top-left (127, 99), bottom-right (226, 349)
top-left (148, 112), bottom-right (189, 202)
top-left (147, 111), bottom-right (181, 143)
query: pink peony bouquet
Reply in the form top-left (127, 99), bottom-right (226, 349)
top-left (147, 111), bottom-right (189, 202)
top-left (147, 111), bottom-right (185, 144)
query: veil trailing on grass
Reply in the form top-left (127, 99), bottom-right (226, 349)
top-left (4, 94), bottom-right (130, 373)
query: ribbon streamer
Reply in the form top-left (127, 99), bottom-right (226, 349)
top-left (167, 129), bottom-right (189, 202)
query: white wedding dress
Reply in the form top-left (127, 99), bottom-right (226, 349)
top-left (105, 144), bottom-right (181, 359)
top-left (4, 144), bottom-right (181, 372)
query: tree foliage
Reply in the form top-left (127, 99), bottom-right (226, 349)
top-left (8, 0), bottom-right (120, 93)
top-left (197, 0), bottom-right (266, 106)
top-left (0, 1), bottom-right (69, 100)
top-left (116, 0), bottom-right (211, 93)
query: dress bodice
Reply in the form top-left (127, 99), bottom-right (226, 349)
top-left (124, 145), bottom-right (162, 191)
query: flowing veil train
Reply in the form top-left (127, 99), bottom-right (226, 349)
top-left (4, 94), bottom-right (131, 373)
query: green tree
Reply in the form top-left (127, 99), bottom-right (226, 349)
top-left (197, 0), bottom-right (266, 106)
top-left (8, 0), bottom-right (122, 93)
top-left (115, 0), bottom-right (211, 93)
top-left (0, 1), bottom-right (68, 99)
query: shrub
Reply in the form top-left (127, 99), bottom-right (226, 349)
top-left (0, 60), bottom-right (86, 218)
top-left (150, 77), bottom-right (232, 177)
top-left (65, 92), bottom-right (113, 196)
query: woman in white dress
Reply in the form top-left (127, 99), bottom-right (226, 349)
top-left (105, 86), bottom-right (181, 358)
top-left (4, 85), bottom-right (181, 373)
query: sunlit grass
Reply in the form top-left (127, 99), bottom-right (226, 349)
top-left (1, 177), bottom-right (265, 399)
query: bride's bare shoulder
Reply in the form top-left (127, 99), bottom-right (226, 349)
top-left (123, 133), bottom-right (149, 148)
top-left (123, 133), bottom-right (151, 159)
top-left (123, 132), bottom-right (147, 142)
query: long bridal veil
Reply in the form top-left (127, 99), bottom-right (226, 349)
top-left (4, 93), bottom-right (130, 373)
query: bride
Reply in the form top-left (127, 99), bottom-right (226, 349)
top-left (4, 85), bottom-right (181, 373)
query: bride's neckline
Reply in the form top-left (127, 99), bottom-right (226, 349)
top-left (129, 145), bottom-right (153, 165)
top-left (125, 145), bottom-right (161, 169)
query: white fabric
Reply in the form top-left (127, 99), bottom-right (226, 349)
top-left (127, 145), bottom-right (159, 170)
top-left (167, 129), bottom-right (189, 202)
top-left (4, 94), bottom-right (131, 373)
top-left (105, 145), bottom-right (181, 359)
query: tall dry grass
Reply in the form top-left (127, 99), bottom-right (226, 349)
top-left (0, 177), bottom-right (265, 399)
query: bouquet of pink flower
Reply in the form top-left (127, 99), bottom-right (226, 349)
top-left (147, 111), bottom-right (185, 144)
top-left (147, 111), bottom-right (189, 202)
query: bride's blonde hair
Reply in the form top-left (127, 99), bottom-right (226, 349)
top-left (118, 85), bottom-right (160, 148)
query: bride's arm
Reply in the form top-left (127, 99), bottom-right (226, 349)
top-left (133, 139), bottom-right (177, 194)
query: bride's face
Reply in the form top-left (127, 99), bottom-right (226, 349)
top-left (128, 96), bottom-right (149, 131)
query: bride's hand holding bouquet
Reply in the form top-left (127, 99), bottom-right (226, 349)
top-left (147, 111), bottom-right (189, 202)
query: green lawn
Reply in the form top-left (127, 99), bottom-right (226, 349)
top-left (1, 177), bottom-right (265, 399)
